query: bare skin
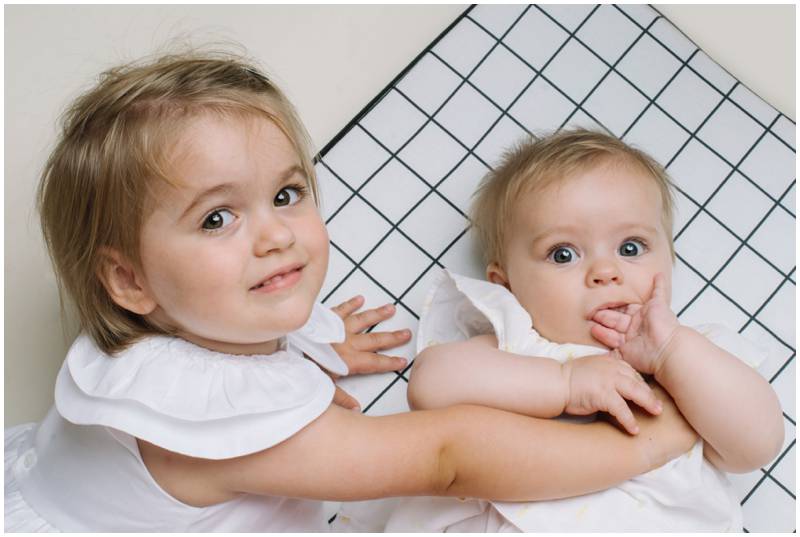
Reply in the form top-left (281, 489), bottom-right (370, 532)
top-left (138, 384), bottom-right (696, 508)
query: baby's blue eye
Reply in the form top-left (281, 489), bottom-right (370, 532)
top-left (202, 209), bottom-right (235, 231)
top-left (548, 246), bottom-right (578, 264)
top-left (619, 239), bottom-right (646, 257)
top-left (274, 187), bottom-right (302, 207)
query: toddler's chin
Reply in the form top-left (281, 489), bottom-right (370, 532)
top-left (275, 301), bottom-right (316, 333)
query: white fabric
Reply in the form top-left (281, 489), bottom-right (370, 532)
top-left (380, 270), bottom-right (765, 532)
top-left (4, 302), bottom-right (345, 532)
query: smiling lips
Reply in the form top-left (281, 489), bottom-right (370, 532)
top-left (250, 264), bottom-right (304, 293)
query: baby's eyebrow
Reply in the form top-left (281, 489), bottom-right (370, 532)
top-left (613, 223), bottom-right (661, 236)
top-left (529, 226), bottom-right (578, 246)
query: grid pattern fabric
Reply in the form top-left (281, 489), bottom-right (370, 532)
top-left (315, 5), bottom-right (796, 531)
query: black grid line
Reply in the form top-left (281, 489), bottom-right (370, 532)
top-left (319, 5), bottom-right (796, 531)
top-left (321, 6), bottom-right (544, 315)
top-left (317, 6), bottom-right (476, 158)
top-left (630, 5), bottom-right (796, 152)
top-left (557, 13), bottom-right (661, 132)
top-left (529, 5), bottom-right (796, 211)
top-left (463, 9), bottom-right (624, 141)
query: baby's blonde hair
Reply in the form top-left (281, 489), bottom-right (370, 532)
top-left (470, 128), bottom-right (676, 266)
top-left (38, 50), bottom-right (319, 354)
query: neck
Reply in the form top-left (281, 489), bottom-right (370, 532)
top-left (177, 331), bottom-right (282, 356)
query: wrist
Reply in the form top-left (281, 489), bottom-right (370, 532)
top-left (653, 325), bottom-right (692, 383)
top-left (559, 361), bottom-right (573, 414)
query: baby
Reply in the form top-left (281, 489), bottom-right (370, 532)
top-left (383, 129), bottom-right (784, 532)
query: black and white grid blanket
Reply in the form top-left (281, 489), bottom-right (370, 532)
top-left (314, 5), bottom-right (795, 531)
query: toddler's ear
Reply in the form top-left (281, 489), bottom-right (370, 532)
top-left (486, 262), bottom-right (510, 290)
top-left (96, 247), bottom-right (157, 315)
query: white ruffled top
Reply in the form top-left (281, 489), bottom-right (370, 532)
top-left (5, 302), bottom-right (348, 532)
top-left (55, 300), bottom-right (347, 460)
top-left (391, 269), bottom-right (764, 532)
top-left (417, 269), bottom-right (766, 368)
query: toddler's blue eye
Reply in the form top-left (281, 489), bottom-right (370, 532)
top-left (202, 209), bottom-right (234, 231)
top-left (619, 239), bottom-right (646, 257)
top-left (275, 187), bottom-right (302, 207)
top-left (549, 246), bottom-right (578, 264)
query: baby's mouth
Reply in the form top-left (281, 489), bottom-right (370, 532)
top-left (588, 302), bottom-right (629, 320)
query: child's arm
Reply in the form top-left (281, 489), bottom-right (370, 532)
top-left (407, 334), bottom-right (662, 435)
top-left (592, 274), bottom-right (784, 473)
top-left (138, 386), bottom-right (696, 507)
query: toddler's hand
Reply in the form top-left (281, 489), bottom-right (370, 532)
top-left (330, 295), bottom-right (411, 377)
top-left (561, 351), bottom-right (662, 435)
top-left (591, 273), bottom-right (680, 376)
top-left (327, 296), bottom-right (411, 411)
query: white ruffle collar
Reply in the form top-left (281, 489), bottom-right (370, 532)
top-left (54, 302), bottom-right (348, 459)
top-left (417, 269), bottom-right (600, 358)
top-left (418, 270), bottom-right (767, 367)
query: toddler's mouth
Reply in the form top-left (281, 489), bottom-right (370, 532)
top-left (250, 264), bottom-right (304, 292)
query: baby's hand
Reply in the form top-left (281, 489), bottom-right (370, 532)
top-left (591, 274), bottom-right (680, 376)
top-left (561, 351), bottom-right (663, 435)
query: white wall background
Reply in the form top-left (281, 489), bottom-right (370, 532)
top-left (4, 4), bottom-right (795, 426)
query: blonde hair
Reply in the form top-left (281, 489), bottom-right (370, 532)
top-left (470, 128), bottom-right (676, 266)
top-left (38, 50), bottom-right (319, 354)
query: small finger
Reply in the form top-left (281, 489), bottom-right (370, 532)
top-left (624, 303), bottom-right (643, 316)
top-left (354, 352), bottom-right (408, 375)
top-left (618, 376), bottom-right (662, 417)
top-left (607, 395), bottom-right (639, 435)
top-left (592, 309), bottom-right (632, 332)
top-left (345, 303), bottom-right (397, 333)
top-left (355, 329), bottom-right (412, 352)
top-left (332, 385), bottom-right (361, 411)
top-left (628, 309), bottom-right (643, 335)
top-left (590, 323), bottom-right (625, 348)
top-left (652, 273), bottom-right (667, 302)
top-left (331, 295), bottom-right (365, 320)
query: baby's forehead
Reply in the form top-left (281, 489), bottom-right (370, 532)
top-left (524, 156), bottom-right (661, 198)
top-left (510, 160), bottom-right (667, 228)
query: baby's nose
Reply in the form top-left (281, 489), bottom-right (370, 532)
top-left (587, 260), bottom-right (623, 286)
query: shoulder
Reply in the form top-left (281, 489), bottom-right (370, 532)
top-left (55, 333), bottom-right (336, 459)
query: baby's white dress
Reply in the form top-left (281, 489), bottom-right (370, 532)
top-left (4, 303), bottom-right (348, 532)
top-left (375, 270), bottom-right (764, 532)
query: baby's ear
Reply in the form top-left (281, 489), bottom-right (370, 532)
top-left (96, 247), bottom-right (157, 315)
top-left (486, 262), bottom-right (510, 290)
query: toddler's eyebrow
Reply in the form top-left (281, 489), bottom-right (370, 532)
top-left (181, 183), bottom-right (237, 220)
top-left (180, 164), bottom-right (305, 219)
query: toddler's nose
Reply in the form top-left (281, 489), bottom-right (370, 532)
top-left (253, 213), bottom-right (295, 255)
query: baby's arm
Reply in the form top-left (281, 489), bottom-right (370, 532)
top-left (408, 334), bottom-right (662, 435)
top-left (593, 274), bottom-right (784, 472)
top-left (652, 327), bottom-right (783, 472)
top-left (138, 389), bottom-right (696, 506)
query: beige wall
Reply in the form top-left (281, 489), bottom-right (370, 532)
top-left (4, 5), bottom-right (795, 426)
top-left (659, 4), bottom-right (795, 120)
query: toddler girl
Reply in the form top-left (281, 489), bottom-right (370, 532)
top-left (4, 54), bottom-right (697, 532)
top-left (380, 129), bottom-right (784, 532)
